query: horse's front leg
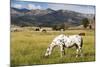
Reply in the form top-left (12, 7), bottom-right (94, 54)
top-left (63, 45), bottom-right (66, 55)
top-left (60, 45), bottom-right (65, 57)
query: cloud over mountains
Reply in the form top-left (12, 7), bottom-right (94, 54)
top-left (11, 1), bottom-right (95, 14)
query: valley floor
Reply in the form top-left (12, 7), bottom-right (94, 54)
top-left (11, 30), bottom-right (95, 66)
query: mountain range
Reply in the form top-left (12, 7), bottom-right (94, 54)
top-left (11, 7), bottom-right (95, 27)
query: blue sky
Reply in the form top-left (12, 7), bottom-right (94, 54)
top-left (11, 0), bottom-right (95, 14)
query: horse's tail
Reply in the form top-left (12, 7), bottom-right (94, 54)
top-left (78, 33), bottom-right (85, 36)
top-left (80, 37), bottom-right (83, 48)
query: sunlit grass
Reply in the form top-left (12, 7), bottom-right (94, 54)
top-left (11, 30), bottom-right (95, 66)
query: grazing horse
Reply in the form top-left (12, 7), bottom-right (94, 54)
top-left (45, 34), bottom-right (83, 57)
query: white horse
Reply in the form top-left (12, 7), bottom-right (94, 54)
top-left (45, 34), bottom-right (83, 57)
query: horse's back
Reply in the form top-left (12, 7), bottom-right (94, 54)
top-left (70, 35), bottom-right (83, 46)
top-left (53, 34), bottom-right (65, 41)
top-left (69, 35), bottom-right (82, 40)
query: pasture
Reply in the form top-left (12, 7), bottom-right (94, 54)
top-left (11, 29), bottom-right (95, 66)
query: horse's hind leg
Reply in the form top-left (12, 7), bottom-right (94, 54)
top-left (76, 46), bottom-right (83, 58)
top-left (76, 48), bottom-right (79, 58)
top-left (79, 47), bottom-right (83, 57)
top-left (75, 39), bottom-right (83, 57)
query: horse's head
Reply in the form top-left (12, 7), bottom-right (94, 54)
top-left (44, 47), bottom-right (51, 57)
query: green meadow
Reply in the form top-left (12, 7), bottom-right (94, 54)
top-left (11, 30), bottom-right (95, 66)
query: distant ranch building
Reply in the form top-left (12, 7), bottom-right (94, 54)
top-left (11, 28), bottom-right (23, 32)
top-left (40, 28), bottom-right (47, 32)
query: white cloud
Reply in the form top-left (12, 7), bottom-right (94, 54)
top-left (48, 4), bottom-right (95, 14)
top-left (36, 5), bottom-right (42, 9)
top-left (13, 4), bottom-right (22, 9)
top-left (48, 4), bottom-right (71, 10)
top-left (27, 4), bottom-right (42, 10)
top-left (27, 4), bottom-right (36, 9)
top-left (20, 0), bottom-right (95, 5)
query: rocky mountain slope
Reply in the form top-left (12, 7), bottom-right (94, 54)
top-left (11, 7), bottom-right (95, 27)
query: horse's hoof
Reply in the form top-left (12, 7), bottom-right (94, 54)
top-left (43, 55), bottom-right (49, 58)
top-left (76, 55), bottom-right (78, 58)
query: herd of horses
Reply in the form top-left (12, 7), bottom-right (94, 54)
top-left (11, 28), bottom-right (47, 32)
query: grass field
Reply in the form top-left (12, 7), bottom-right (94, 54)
top-left (11, 30), bottom-right (95, 66)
